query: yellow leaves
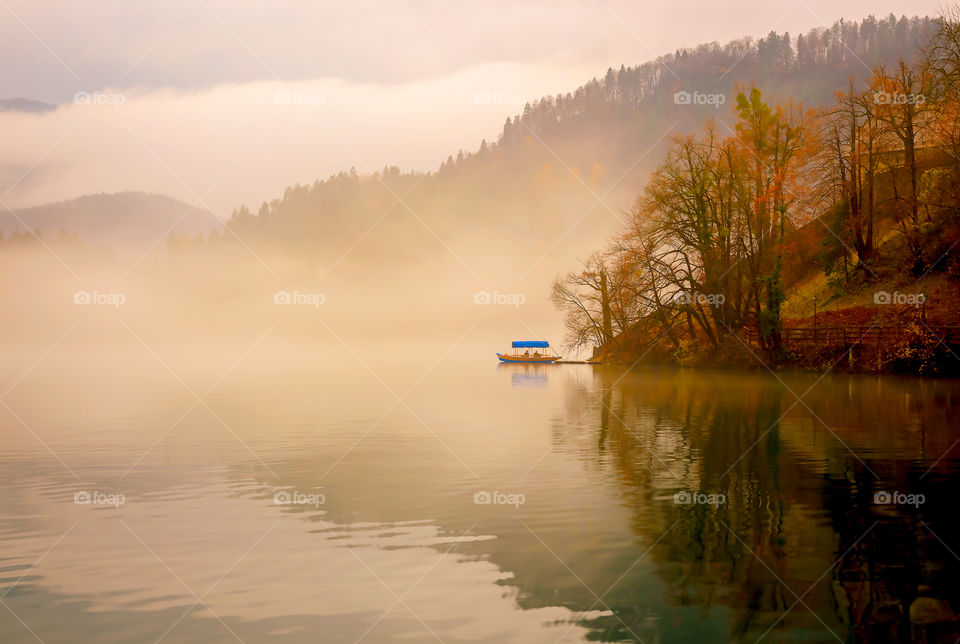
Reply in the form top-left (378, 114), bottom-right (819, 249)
top-left (589, 162), bottom-right (604, 189)
top-left (530, 161), bottom-right (554, 188)
top-left (529, 161), bottom-right (603, 191)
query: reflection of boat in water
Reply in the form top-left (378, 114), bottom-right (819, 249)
top-left (497, 340), bottom-right (561, 363)
top-left (498, 362), bottom-right (550, 386)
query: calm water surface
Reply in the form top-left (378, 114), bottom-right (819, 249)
top-left (2, 333), bottom-right (960, 643)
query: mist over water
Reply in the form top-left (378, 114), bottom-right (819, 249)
top-left (3, 333), bottom-right (959, 642)
top-left (1, 186), bottom-right (621, 359)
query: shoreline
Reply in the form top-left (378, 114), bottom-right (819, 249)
top-left (596, 335), bottom-right (960, 379)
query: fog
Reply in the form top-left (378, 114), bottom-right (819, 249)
top-left (1, 0), bottom-right (949, 364)
top-left (0, 209), bottom-right (607, 363)
top-left (0, 66), bottom-right (592, 216)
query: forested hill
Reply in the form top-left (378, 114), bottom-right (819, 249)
top-left (224, 14), bottom-right (937, 265)
top-left (499, 14), bottom-right (934, 153)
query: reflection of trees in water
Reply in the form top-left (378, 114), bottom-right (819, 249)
top-left (217, 367), bottom-right (960, 643)
top-left (827, 465), bottom-right (960, 643)
top-left (559, 368), bottom-right (960, 642)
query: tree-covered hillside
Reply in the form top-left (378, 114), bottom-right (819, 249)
top-left (551, 10), bottom-right (960, 374)
top-left (219, 14), bottom-right (938, 268)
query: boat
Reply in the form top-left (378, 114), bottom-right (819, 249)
top-left (497, 340), bottom-right (561, 363)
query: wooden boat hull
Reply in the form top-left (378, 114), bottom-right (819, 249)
top-left (497, 353), bottom-right (560, 363)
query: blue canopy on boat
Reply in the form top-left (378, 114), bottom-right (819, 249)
top-left (512, 340), bottom-right (549, 348)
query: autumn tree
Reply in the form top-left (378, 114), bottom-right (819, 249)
top-left (925, 6), bottom-right (960, 215)
top-left (818, 77), bottom-right (886, 267)
top-left (732, 88), bottom-right (814, 350)
top-left (871, 60), bottom-right (936, 272)
top-left (552, 253), bottom-right (623, 352)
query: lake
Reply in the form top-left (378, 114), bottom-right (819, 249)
top-left (2, 331), bottom-right (960, 643)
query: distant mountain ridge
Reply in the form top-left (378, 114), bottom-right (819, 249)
top-left (1, 192), bottom-right (220, 252)
top-left (0, 98), bottom-right (56, 114)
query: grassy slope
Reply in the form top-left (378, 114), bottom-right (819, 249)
top-left (782, 215), bottom-right (960, 329)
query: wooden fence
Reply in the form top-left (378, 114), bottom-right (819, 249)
top-left (741, 325), bottom-right (960, 348)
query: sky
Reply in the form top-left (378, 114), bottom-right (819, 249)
top-left (0, 0), bottom-right (948, 216)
